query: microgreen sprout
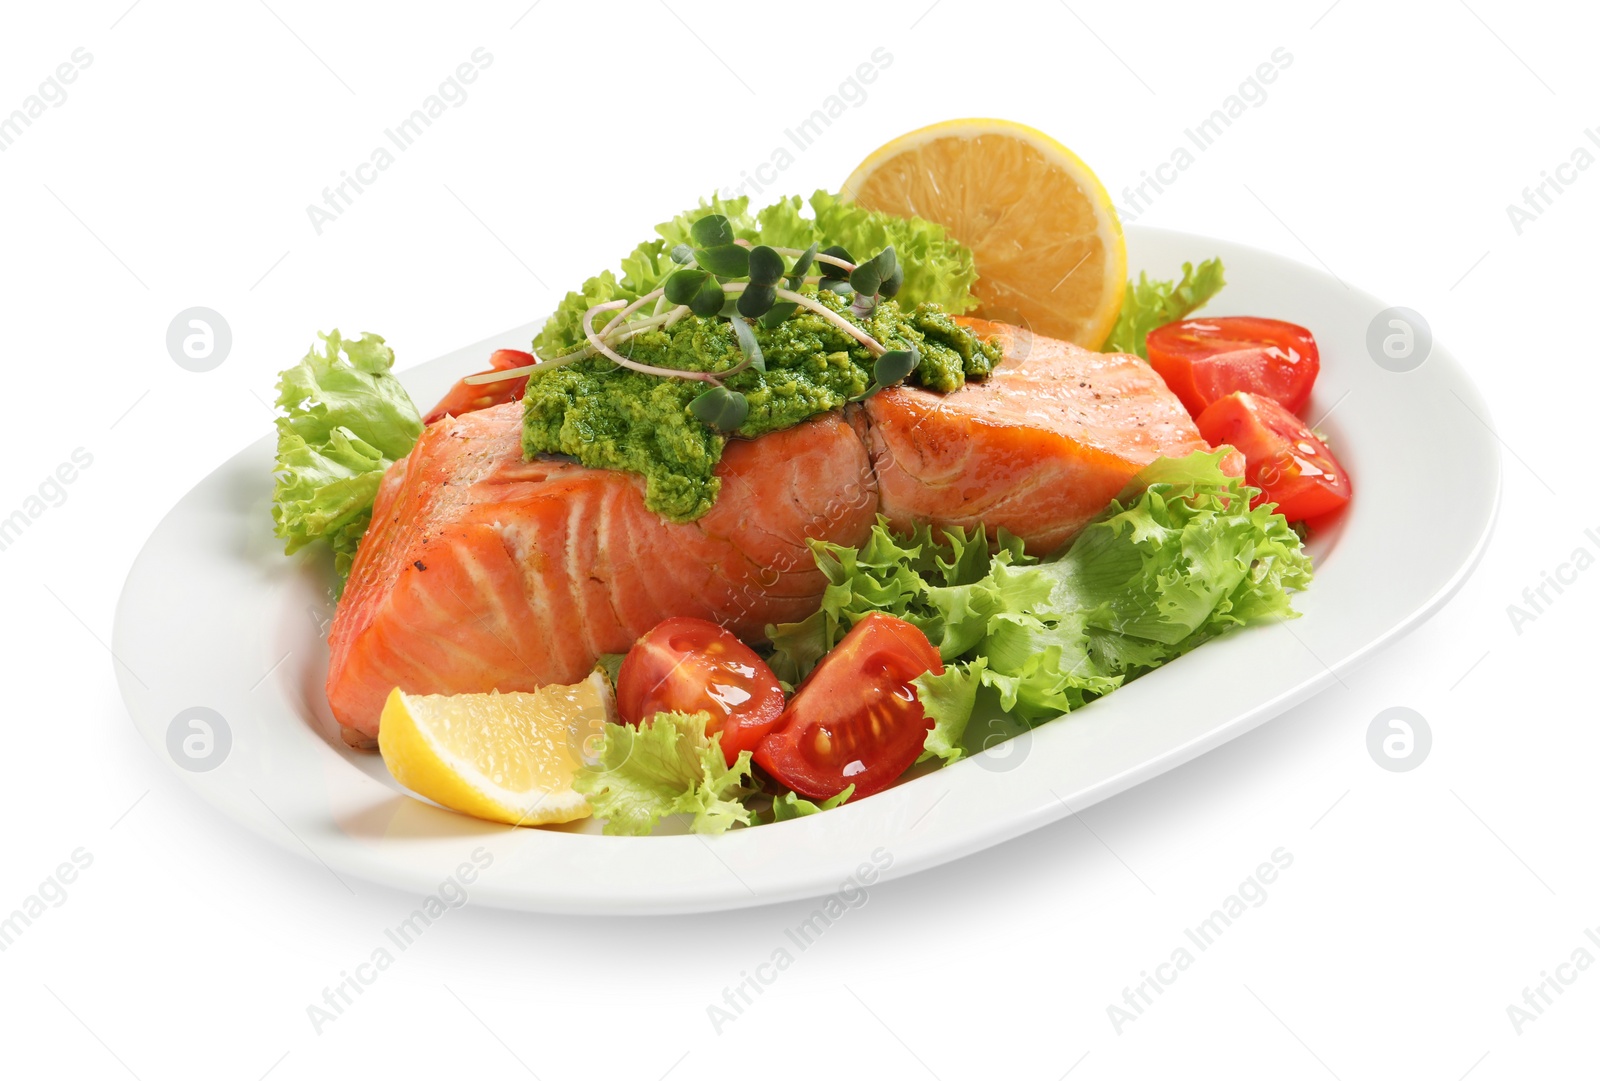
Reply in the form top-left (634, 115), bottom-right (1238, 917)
top-left (690, 214), bottom-right (735, 247)
top-left (583, 300), bottom-right (720, 384)
top-left (817, 245), bottom-right (854, 278)
top-left (694, 244), bottom-right (750, 278)
top-left (853, 346), bottom-right (919, 402)
top-left (848, 246), bottom-right (897, 318)
top-left (848, 246), bottom-right (896, 296)
top-left (689, 385), bottom-right (749, 431)
top-left (785, 242), bottom-right (818, 289)
top-left (737, 286), bottom-right (774, 319)
top-left (465, 214), bottom-right (919, 429)
top-left (727, 316), bottom-right (765, 374)
top-left (664, 267), bottom-right (727, 316)
top-left (748, 245), bottom-right (784, 286)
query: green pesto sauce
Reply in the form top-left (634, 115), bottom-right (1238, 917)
top-left (521, 289), bottom-right (1001, 521)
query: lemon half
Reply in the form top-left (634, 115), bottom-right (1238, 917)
top-left (843, 118), bottom-right (1126, 349)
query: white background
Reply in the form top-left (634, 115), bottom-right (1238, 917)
top-left (2, 0), bottom-right (1597, 1077)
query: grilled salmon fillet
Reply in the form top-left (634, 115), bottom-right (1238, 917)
top-left (861, 319), bottom-right (1216, 555)
top-left (327, 406), bottom-right (878, 743)
top-left (327, 320), bottom-right (1215, 740)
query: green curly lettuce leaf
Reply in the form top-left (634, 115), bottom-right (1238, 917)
top-left (768, 785), bottom-right (855, 823)
top-left (914, 659), bottom-right (988, 766)
top-left (532, 191), bottom-right (980, 359)
top-left (1102, 258), bottom-right (1227, 358)
top-left (572, 712), bottom-right (755, 836)
top-left (767, 450), bottom-right (1312, 764)
top-left (271, 331), bottom-right (422, 584)
top-left (806, 191), bottom-right (979, 315)
top-left (1039, 451), bottom-right (1314, 652)
top-left (765, 520), bottom-right (1032, 685)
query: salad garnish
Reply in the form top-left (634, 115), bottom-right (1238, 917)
top-left (1102, 258), bottom-right (1227, 358)
top-left (272, 331), bottom-right (422, 587)
top-left (768, 450), bottom-right (1312, 761)
top-left (572, 711), bottom-right (757, 836)
top-left (563, 449), bottom-right (1311, 835)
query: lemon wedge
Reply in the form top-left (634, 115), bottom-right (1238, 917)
top-left (377, 674), bottom-right (615, 827)
top-left (842, 118), bottom-right (1126, 349)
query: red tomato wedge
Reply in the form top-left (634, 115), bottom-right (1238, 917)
top-left (1196, 392), bottom-right (1351, 522)
top-left (422, 348), bottom-right (534, 425)
top-left (1147, 317), bottom-right (1320, 417)
top-left (616, 617), bottom-right (785, 767)
top-left (755, 613), bottom-right (942, 801)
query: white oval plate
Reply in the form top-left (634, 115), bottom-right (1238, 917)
top-left (113, 227), bottom-right (1498, 914)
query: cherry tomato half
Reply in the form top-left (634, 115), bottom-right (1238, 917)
top-left (616, 617), bottom-right (785, 767)
top-left (423, 348), bottom-right (534, 425)
top-left (1147, 317), bottom-right (1320, 417)
top-left (1195, 392), bottom-right (1352, 522)
top-left (755, 613), bottom-right (943, 801)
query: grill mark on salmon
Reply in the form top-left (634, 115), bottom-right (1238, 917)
top-left (326, 321), bottom-right (1213, 740)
